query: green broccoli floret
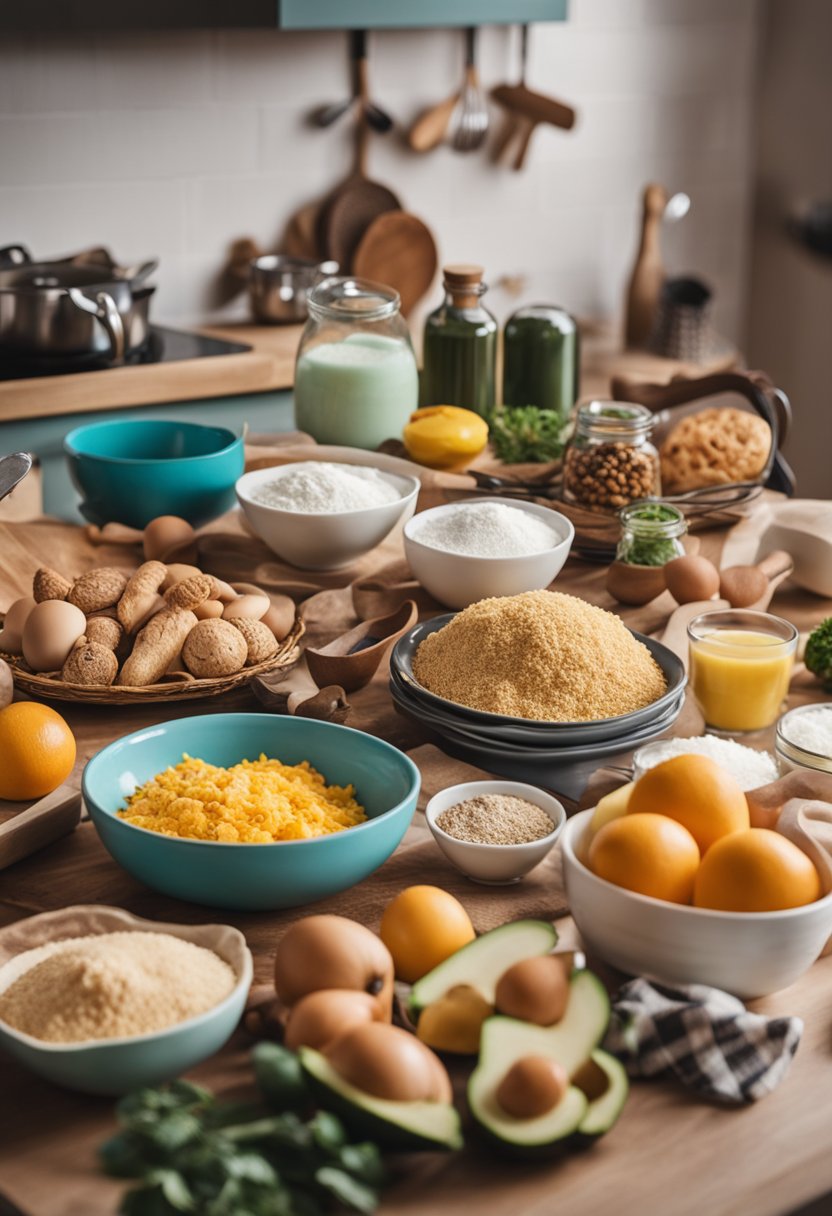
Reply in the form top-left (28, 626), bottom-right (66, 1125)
top-left (805, 618), bottom-right (832, 691)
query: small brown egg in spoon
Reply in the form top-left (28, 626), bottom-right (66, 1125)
top-left (664, 554), bottom-right (720, 604)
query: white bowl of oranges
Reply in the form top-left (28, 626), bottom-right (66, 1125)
top-left (561, 754), bottom-right (832, 999)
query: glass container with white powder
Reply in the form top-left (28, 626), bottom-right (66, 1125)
top-left (776, 704), bottom-right (832, 775)
top-left (294, 277), bottom-right (419, 450)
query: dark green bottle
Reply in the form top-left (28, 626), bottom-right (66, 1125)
top-left (502, 305), bottom-right (579, 417)
top-left (421, 264), bottom-right (497, 416)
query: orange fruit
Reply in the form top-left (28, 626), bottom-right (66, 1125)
top-left (693, 828), bottom-right (821, 912)
top-left (379, 885), bottom-right (475, 982)
top-left (0, 701), bottom-right (76, 801)
top-left (627, 754), bottom-right (748, 854)
top-left (588, 813), bottom-right (700, 904)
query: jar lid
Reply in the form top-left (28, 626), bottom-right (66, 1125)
top-left (575, 400), bottom-right (654, 439)
top-left (308, 275), bottom-right (400, 321)
top-left (507, 304), bottom-right (577, 332)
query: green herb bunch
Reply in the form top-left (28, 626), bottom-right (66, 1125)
top-left (99, 1044), bottom-right (385, 1216)
top-left (486, 405), bottom-right (569, 464)
top-left (805, 618), bottom-right (832, 691)
top-left (618, 502), bottom-right (685, 567)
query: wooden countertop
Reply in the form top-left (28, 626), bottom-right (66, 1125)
top-left (0, 319), bottom-right (735, 424)
top-left (0, 499), bottom-right (830, 1216)
top-left (0, 321), bottom-right (304, 423)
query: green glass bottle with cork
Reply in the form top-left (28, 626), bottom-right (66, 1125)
top-left (421, 264), bottom-right (497, 416)
top-left (502, 304), bottom-right (579, 417)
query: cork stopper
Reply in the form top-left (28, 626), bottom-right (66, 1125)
top-left (443, 264), bottom-right (485, 307)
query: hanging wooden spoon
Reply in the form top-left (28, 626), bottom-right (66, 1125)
top-left (408, 92), bottom-right (460, 153)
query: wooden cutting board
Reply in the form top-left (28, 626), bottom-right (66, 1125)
top-left (353, 210), bottom-right (439, 316)
top-left (0, 781), bottom-right (82, 870)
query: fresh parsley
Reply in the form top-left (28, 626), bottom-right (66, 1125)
top-left (486, 406), bottom-right (569, 464)
top-left (99, 1046), bottom-right (386, 1216)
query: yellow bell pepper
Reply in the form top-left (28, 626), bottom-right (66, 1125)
top-left (403, 406), bottom-right (489, 470)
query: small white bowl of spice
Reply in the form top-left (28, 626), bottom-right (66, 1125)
top-left (425, 780), bottom-right (566, 885)
top-left (404, 498), bottom-right (574, 610)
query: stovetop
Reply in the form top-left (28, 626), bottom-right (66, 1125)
top-left (0, 326), bottom-right (252, 381)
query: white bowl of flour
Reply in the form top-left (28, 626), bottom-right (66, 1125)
top-left (236, 460), bottom-right (419, 570)
top-left (404, 497), bottom-right (574, 609)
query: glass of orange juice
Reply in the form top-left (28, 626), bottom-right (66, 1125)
top-left (687, 609), bottom-right (798, 733)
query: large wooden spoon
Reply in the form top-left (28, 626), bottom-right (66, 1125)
top-left (305, 600), bottom-right (418, 692)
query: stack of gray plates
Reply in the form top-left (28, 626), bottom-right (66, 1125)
top-left (390, 615), bottom-right (687, 799)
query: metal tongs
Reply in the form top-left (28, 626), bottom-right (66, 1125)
top-left (466, 468), bottom-right (764, 520)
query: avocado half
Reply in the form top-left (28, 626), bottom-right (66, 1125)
top-left (408, 920), bottom-right (559, 1017)
top-left (467, 970), bottom-right (628, 1155)
top-left (299, 1047), bottom-right (464, 1152)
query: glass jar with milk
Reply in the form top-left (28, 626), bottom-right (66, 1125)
top-left (294, 277), bottom-right (419, 450)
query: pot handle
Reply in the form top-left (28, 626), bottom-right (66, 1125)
top-left (66, 288), bottom-right (126, 365)
top-left (0, 244), bottom-right (32, 267)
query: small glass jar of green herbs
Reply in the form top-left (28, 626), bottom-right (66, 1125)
top-left (616, 501), bottom-right (687, 566)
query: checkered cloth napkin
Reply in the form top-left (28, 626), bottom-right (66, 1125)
top-left (604, 978), bottom-right (803, 1103)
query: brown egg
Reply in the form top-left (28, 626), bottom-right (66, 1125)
top-left (274, 914), bottom-right (395, 1018)
top-left (0, 596), bottom-right (36, 654)
top-left (143, 516), bottom-right (196, 562)
top-left (495, 956), bottom-right (570, 1026)
top-left (496, 1056), bottom-right (569, 1119)
top-left (283, 989), bottom-right (385, 1052)
top-left (222, 594), bottom-right (270, 622)
top-left (719, 565), bottom-right (768, 609)
top-left (193, 599), bottom-right (224, 620)
top-left (664, 555), bottom-right (720, 604)
top-left (231, 581), bottom-right (268, 597)
top-left (0, 658), bottom-right (13, 709)
top-left (212, 578), bottom-right (237, 603)
top-left (22, 600), bottom-right (86, 672)
top-left (326, 1022), bottom-right (452, 1103)
top-left (262, 595), bottom-right (296, 642)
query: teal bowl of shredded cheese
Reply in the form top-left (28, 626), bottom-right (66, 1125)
top-left (82, 713), bottom-right (421, 911)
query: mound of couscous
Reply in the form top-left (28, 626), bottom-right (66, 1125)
top-left (118, 753), bottom-right (367, 843)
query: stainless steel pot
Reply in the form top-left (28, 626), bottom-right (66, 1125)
top-left (0, 244), bottom-right (158, 364)
top-left (248, 255), bottom-right (338, 324)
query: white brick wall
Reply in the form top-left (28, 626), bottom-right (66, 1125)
top-left (0, 0), bottom-right (761, 342)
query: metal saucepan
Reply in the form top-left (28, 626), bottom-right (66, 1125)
top-left (0, 244), bottom-right (158, 363)
top-left (248, 255), bottom-right (338, 324)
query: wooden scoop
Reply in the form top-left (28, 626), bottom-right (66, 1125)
top-left (774, 798), bottom-right (832, 892)
top-left (305, 600), bottom-right (418, 693)
top-left (719, 550), bottom-right (794, 608)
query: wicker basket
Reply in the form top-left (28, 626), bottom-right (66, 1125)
top-left (0, 614), bottom-right (304, 705)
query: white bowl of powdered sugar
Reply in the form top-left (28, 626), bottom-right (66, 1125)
top-left (236, 460), bottom-right (419, 570)
top-left (404, 498), bottom-right (574, 609)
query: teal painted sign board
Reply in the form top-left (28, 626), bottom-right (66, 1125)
top-left (278, 1), bottom-right (568, 29)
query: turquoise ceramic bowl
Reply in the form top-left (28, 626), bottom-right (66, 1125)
top-left (83, 714), bottom-right (421, 911)
top-left (64, 418), bottom-right (244, 527)
top-left (0, 906), bottom-right (252, 1095)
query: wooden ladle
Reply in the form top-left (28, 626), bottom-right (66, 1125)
top-left (660, 550), bottom-right (794, 665)
top-left (305, 600), bottom-right (418, 693)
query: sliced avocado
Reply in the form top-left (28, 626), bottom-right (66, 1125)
top-left (409, 919), bottom-right (558, 1016)
top-left (577, 1049), bottom-right (629, 1139)
top-left (468, 970), bottom-right (623, 1155)
top-left (299, 1047), bottom-right (463, 1152)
